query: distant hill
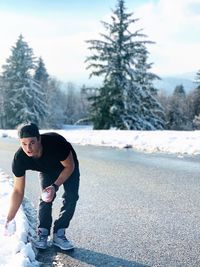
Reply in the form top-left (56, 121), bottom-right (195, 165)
top-left (154, 73), bottom-right (196, 95)
top-left (62, 72), bottom-right (198, 96)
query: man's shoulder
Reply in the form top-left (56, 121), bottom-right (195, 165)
top-left (13, 147), bottom-right (27, 163)
top-left (41, 132), bottom-right (68, 143)
top-left (41, 132), bottom-right (61, 137)
top-left (14, 147), bottom-right (24, 158)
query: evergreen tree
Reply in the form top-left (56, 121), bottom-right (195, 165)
top-left (89, 82), bottom-right (116, 129)
top-left (194, 69), bottom-right (200, 86)
top-left (76, 85), bottom-right (94, 125)
top-left (129, 46), bottom-right (165, 129)
top-left (44, 78), bottom-right (67, 128)
top-left (86, 0), bottom-right (165, 130)
top-left (166, 85), bottom-right (190, 130)
top-left (34, 57), bottom-right (50, 126)
top-left (34, 57), bottom-right (49, 84)
top-left (0, 77), bottom-right (6, 128)
top-left (2, 35), bottom-right (47, 128)
top-left (189, 86), bottom-right (200, 119)
top-left (63, 82), bottom-right (79, 124)
top-left (173, 84), bottom-right (186, 97)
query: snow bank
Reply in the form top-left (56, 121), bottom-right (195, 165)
top-left (0, 170), bottom-right (38, 267)
top-left (1, 128), bottom-right (200, 155)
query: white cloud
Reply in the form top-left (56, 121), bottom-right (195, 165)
top-left (0, 10), bottom-right (101, 82)
top-left (133, 0), bottom-right (200, 75)
top-left (0, 0), bottom-right (199, 82)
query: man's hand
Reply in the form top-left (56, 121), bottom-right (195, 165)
top-left (4, 219), bottom-right (16, 236)
top-left (41, 185), bottom-right (56, 202)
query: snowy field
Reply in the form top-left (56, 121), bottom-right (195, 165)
top-left (0, 127), bottom-right (200, 266)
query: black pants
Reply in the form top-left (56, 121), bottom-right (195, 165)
top-left (38, 166), bottom-right (80, 235)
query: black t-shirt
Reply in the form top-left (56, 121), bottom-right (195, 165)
top-left (12, 132), bottom-right (78, 177)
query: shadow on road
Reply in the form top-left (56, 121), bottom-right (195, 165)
top-left (56, 247), bottom-right (151, 267)
top-left (36, 246), bottom-right (56, 267)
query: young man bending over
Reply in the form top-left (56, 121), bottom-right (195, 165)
top-left (5, 122), bottom-right (80, 250)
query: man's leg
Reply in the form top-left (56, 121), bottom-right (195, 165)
top-left (53, 167), bottom-right (80, 232)
top-left (38, 172), bottom-right (56, 233)
top-left (38, 200), bottom-right (53, 233)
top-left (53, 167), bottom-right (80, 250)
top-left (34, 172), bottom-right (56, 249)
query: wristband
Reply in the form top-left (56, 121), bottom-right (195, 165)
top-left (52, 183), bottom-right (59, 192)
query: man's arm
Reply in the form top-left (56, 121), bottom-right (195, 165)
top-left (55, 151), bottom-right (75, 186)
top-left (42, 151), bottom-right (75, 202)
top-left (6, 175), bottom-right (25, 223)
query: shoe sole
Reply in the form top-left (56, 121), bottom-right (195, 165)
top-left (53, 242), bottom-right (74, 251)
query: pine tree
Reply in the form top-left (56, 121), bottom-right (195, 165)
top-left (0, 77), bottom-right (6, 128)
top-left (126, 45), bottom-right (165, 129)
top-left (34, 57), bottom-right (49, 84)
top-left (2, 35), bottom-right (47, 128)
top-left (44, 78), bottom-right (67, 128)
top-left (194, 69), bottom-right (200, 86)
top-left (173, 84), bottom-right (186, 97)
top-left (86, 0), bottom-right (165, 130)
top-left (189, 86), bottom-right (200, 118)
top-left (166, 85), bottom-right (190, 130)
top-left (77, 85), bottom-right (93, 125)
top-left (63, 82), bottom-right (78, 124)
top-left (34, 57), bottom-right (50, 126)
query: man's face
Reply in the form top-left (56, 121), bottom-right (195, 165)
top-left (20, 136), bottom-right (41, 158)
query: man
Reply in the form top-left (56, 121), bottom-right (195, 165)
top-left (5, 122), bottom-right (80, 250)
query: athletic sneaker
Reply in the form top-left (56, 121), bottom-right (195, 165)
top-left (53, 228), bottom-right (74, 250)
top-left (34, 228), bottom-right (48, 250)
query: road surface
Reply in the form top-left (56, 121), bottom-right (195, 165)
top-left (0, 137), bottom-right (200, 266)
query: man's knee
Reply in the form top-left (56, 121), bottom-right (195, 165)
top-left (62, 191), bottom-right (79, 204)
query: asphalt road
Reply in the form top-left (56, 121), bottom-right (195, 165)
top-left (0, 137), bottom-right (200, 267)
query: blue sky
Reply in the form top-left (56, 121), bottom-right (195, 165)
top-left (0, 0), bottom-right (149, 13)
top-left (0, 0), bottom-right (199, 84)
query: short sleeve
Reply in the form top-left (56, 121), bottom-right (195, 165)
top-left (12, 151), bottom-right (26, 177)
top-left (56, 135), bottom-right (71, 161)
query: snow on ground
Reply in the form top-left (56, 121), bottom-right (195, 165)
top-left (0, 170), bottom-right (38, 267)
top-left (0, 127), bottom-right (200, 267)
top-left (1, 126), bottom-right (200, 155)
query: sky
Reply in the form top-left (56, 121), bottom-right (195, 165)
top-left (1, 126), bottom-right (200, 266)
top-left (0, 0), bottom-right (199, 85)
